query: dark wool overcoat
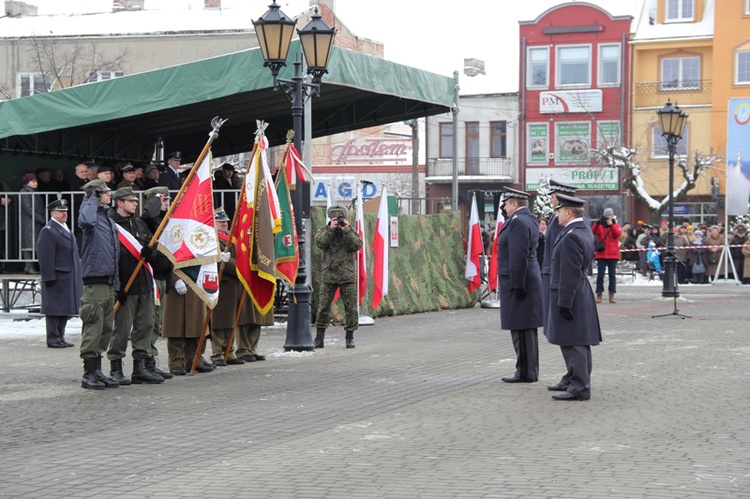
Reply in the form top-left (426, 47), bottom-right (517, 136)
top-left (37, 220), bottom-right (83, 316)
top-left (497, 206), bottom-right (544, 331)
top-left (545, 219), bottom-right (602, 346)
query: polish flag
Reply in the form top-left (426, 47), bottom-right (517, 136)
top-left (371, 187), bottom-right (389, 310)
top-left (355, 187), bottom-right (367, 306)
top-left (465, 193), bottom-right (483, 292)
top-left (487, 205), bottom-right (504, 291)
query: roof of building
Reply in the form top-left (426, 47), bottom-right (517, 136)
top-left (0, 42), bottom-right (453, 161)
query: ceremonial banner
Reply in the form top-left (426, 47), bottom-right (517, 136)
top-left (274, 167), bottom-right (299, 287)
top-left (156, 151), bottom-right (220, 308)
top-left (233, 131), bottom-right (277, 314)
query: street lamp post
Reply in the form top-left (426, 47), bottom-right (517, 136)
top-left (656, 100), bottom-right (688, 298)
top-left (254, 2), bottom-right (336, 351)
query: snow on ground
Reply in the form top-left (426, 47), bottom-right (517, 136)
top-left (0, 271), bottom-right (722, 340)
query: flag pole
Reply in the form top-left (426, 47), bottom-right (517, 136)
top-left (189, 140), bottom-right (257, 373)
top-left (115, 116), bottom-right (227, 313)
top-left (357, 183), bottom-right (374, 326)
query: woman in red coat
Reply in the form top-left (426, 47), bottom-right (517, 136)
top-left (591, 208), bottom-right (622, 303)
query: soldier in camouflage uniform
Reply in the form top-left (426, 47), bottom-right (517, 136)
top-left (314, 205), bottom-right (363, 349)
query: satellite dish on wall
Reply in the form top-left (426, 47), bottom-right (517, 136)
top-left (463, 58), bottom-right (486, 78)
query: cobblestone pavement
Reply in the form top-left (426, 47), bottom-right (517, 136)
top-left (0, 284), bottom-right (748, 498)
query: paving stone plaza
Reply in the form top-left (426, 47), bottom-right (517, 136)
top-left (1, 284), bottom-right (748, 498)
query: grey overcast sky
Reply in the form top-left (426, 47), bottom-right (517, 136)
top-left (28, 0), bottom-right (642, 94)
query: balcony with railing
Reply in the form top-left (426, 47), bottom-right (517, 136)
top-left (427, 157), bottom-right (515, 181)
top-left (634, 80), bottom-right (712, 108)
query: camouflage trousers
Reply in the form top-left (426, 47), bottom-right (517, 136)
top-left (315, 281), bottom-right (358, 332)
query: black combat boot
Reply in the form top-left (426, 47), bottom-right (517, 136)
top-left (145, 357), bottom-right (173, 380)
top-left (110, 358), bottom-right (132, 386)
top-left (131, 359), bottom-right (164, 384)
top-left (345, 330), bottom-right (355, 349)
top-left (94, 356), bottom-right (119, 388)
top-left (81, 358), bottom-right (105, 390)
top-left (314, 327), bottom-right (326, 349)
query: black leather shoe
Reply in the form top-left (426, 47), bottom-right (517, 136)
top-left (227, 358), bottom-right (245, 365)
top-left (170, 367), bottom-right (187, 376)
top-left (552, 392), bottom-right (590, 401)
top-left (212, 359), bottom-right (227, 367)
top-left (253, 354), bottom-right (266, 361)
top-left (239, 355), bottom-right (256, 363)
top-left (547, 382), bottom-right (569, 391)
top-left (62, 341), bottom-right (75, 347)
top-left (501, 375), bottom-right (537, 383)
top-left (47, 342), bottom-right (67, 348)
top-left (194, 363), bottom-right (213, 373)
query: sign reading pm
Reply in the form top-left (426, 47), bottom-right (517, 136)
top-left (540, 90), bottom-right (602, 114)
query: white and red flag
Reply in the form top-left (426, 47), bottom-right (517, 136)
top-left (115, 225), bottom-right (161, 305)
top-left (156, 151), bottom-right (220, 308)
top-left (465, 192), bottom-right (483, 293)
top-left (371, 187), bottom-right (389, 310)
top-left (284, 143), bottom-right (314, 189)
top-left (487, 204), bottom-right (504, 291)
top-left (354, 186), bottom-right (367, 306)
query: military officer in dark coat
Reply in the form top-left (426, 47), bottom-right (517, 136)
top-left (546, 193), bottom-right (602, 401)
top-left (541, 179), bottom-right (580, 332)
top-left (497, 187), bottom-right (544, 383)
top-left (37, 199), bottom-right (83, 348)
top-left (158, 151), bottom-right (184, 192)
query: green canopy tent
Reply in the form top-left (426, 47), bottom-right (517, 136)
top-left (0, 42), bottom-right (453, 181)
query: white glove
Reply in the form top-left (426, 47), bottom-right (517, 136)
top-left (221, 251), bottom-right (231, 263)
top-left (174, 279), bottom-right (187, 295)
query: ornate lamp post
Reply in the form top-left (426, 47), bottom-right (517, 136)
top-left (656, 100), bottom-right (688, 298)
top-left (254, 2), bottom-right (336, 350)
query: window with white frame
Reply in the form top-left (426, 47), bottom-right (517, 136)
top-left (598, 44), bottom-right (621, 86)
top-left (661, 56), bottom-right (700, 89)
top-left (556, 45), bottom-right (591, 87)
top-left (527, 47), bottom-right (549, 88)
top-left (87, 70), bottom-right (124, 82)
top-left (16, 73), bottom-right (50, 97)
top-left (737, 50), bottom-right (750, 84)
top-left (652, 125), bottom-right (689, 158)
top-left (745, 0), bottom-right (750, 15)
top-left (665, 0), bottom-right (694, 21)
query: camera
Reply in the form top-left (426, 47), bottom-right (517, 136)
top-left (336, 216), bottom-right (345, 227)
top-left (599, 215), bottom-right (609, 225)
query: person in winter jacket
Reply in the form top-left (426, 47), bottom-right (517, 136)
top-left (591, 208), bottom-right (622, 303)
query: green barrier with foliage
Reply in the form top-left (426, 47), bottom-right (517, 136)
top-left (309, 207), bottom-right (478, 321)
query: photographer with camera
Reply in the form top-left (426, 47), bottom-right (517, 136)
top-left (592, 208), bottom-right (622, 304)
top-left (314, 205), bottom-right (363, 349)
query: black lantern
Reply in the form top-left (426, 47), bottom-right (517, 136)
top-left (297, 7), bottom-right (336, 83)
top-left (252, 1), bottom-right (297, 82)
top-left (656, 100), bottom-right (688, 299)
top-left (254, 4), bottom-right (336, 351)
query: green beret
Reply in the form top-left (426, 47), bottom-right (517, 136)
top-left (143, 186), bottom-right (169, 199)
top-left (81, 179), bottom-right (107, 194)
top-left (327, 205), bottom-right (347, 219)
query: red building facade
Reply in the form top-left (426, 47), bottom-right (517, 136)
top-left (519, 3), bottom-right (632, 219)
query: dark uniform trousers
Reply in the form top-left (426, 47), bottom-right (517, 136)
top-left (236, 324), bottom-right (261, 358)
top-left (46, 316), bottom-right (70, 346)
top-left (560, 345), bottom-right (592, 398)
top-left (149, 278), bottom-right (167, 359)
top-left (108, 291), bottom-right (155, 361)
top-left (167, 338), bottom-right (200, 371)
top-left (79, 283), bottom-right (115, 360)
top-left (511, 329), bottom-right (539, 381)
top-left (316, 281), bottom-right (358, 331)
top-left (211, 327), bottom-right (240, 362)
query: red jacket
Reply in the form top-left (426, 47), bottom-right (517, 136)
top-left (592, 221), bottom-right (622, 260)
